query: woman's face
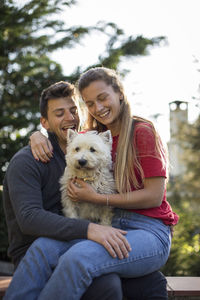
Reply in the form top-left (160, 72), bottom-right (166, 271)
top-left (81, 80), bottom-right (122, 135)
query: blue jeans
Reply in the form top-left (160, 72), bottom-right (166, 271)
top-left (4, 238), bottom-right (82, 300)
top-left (4, 210), bottom-right (171, 300)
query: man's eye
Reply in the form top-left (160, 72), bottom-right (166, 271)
top-left (90, 147), bottom-right (96, 152)
top-left (75, 147), bottom-right (80, 152)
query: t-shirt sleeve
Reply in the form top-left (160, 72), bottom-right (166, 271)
top-left (134, 123), bottom-right (167, 178)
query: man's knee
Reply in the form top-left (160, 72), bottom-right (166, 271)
top-left (30, 237), bottom-right (55, 252)
top-left (30, 237), bottom-right (69, 257)
top-left (25, 237), bottom-right (69, 270)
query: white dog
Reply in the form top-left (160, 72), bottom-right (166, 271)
top-left (60, 129), bottom-right (116, 225)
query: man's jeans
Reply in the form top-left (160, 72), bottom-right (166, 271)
top-left (4, 210), bottom-right (171, 300)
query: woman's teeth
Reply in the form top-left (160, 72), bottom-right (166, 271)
top-left (99, 111), bottom-right (109, 118)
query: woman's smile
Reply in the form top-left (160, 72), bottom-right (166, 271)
top-left (81, 80), bottom-right (121, 135)
top-left (98, 110), bottom-right (110, 119)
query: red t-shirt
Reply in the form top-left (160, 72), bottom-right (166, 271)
top-left (112, 123), bottom-right (179, 226)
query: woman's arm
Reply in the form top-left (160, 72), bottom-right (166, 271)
top-left (99, 177), bottom-right (165, 209)
top-left (67, 177), bottom-right (165, 209)
top-left (29, 131), bottom-right (53, 162)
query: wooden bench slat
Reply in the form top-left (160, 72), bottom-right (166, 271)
top-left (1, 276), bottom-right (200, 298)
top-left (0, 276), bottom-right (12, 297)
top-left (167, 276), bottom-right (200, 296)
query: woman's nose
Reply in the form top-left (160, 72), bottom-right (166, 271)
top-left (95, 101), bottom-right (103, 112)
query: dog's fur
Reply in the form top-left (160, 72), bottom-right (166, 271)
top-left (60, 129), bottom-right (116, 225)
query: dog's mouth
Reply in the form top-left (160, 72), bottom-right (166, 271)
top-left (76, 165), bottom-right (95, 170)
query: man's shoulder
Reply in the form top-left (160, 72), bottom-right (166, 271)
top-left (3, 146), bottom-right (38, 185)
top-left (7, 145), bottom-right (41, 174)
top-left (11, 145), bottom-right (34, 162)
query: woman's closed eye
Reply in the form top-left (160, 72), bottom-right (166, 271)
top-left (86, 101), bottom-right (94, 108)
top-left (98, 94), bottom-right (108, 101)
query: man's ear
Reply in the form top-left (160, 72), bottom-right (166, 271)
top-left (40, 117), bottom-right (50, 131)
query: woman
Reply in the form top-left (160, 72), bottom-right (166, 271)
top-left (28, 67), bottom-right (178, 299)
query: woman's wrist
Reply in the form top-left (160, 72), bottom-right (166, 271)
top-left (94, 193), bottom-right (113, 207)
top-left (28, 130), bottom-right (39, 145)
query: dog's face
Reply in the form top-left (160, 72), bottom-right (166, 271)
top-left (66, 130), bottom-right (112, 172)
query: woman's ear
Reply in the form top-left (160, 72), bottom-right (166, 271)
top-left (40, 117), bottom-right (50, 131)
top-left (119, 93), bottom-right (124, 103)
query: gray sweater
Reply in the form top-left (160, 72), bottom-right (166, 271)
top-left (3, 132), bottom-right (89, 268)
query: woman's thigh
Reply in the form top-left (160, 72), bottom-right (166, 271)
top-left (61, 225), bottom-right (171, 279)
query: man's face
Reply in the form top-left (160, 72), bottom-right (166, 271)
top-left (41, 97), bottom-right (79, 147)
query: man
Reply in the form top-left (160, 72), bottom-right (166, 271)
top-left (3, 81), bottom-right (167, 299)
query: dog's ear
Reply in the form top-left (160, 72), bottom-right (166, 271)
top-left (99, 130), bottom-right (112, 145)
top-left (67, 129), bottom-right (78, 143)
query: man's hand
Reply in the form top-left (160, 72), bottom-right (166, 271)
top-left (30, 131), bottom-right (53, 162)
top-left (87, 223), bottom-right (131, 260)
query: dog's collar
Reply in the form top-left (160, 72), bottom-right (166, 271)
top-left (83, 177), bottom-right (94, 182)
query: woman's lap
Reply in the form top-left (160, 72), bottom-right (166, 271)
top-left (28, 211), bottom-right (171, 278)
top-left (37, 214), bottom-right (171, 300)
top-left (60, 226), bottom-right (170, 278)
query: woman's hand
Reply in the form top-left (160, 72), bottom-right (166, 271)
top-left (87, 223), bottom-right (132, 259)
top-left (30, 131), bottom-right (53, 163)
top-left (68, 179), bottom-right (132, 259)
top-left (67, 178), bottom-right (98, 203)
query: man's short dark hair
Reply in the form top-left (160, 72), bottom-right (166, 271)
top-left (40, 81), bottom-right (75, 118)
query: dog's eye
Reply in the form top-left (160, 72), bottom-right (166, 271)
top-left (90, 147), bottom-right (96, 152)
top-left (75, 147), bottom-right (80, 152)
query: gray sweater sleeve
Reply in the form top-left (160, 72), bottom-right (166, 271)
top-left (6, 153), bottom-right (90, 241)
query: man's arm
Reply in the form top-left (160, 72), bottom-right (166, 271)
top-left (5, 153), bottom-right (89, 241)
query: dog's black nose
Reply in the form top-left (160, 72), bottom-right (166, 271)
top-left (78, 158), bottom-right (87, 167)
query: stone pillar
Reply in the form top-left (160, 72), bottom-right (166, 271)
top-left (168, 101), bottom-right (188, 177)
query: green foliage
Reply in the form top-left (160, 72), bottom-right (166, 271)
top-left (0, 190), bottom-right (9, 261)
top-left (0, 0), bottom-right (166, 261)
top-left (181, 117), bottom-right (200, 198)
top-left (0, 0), bottom-right (93, 184)
top-left (162, 117), bottom-right (200, 276)
top-left (90, 21), bottom-right (165, 70)
top-left (162, 200), bottom-right (200, 276)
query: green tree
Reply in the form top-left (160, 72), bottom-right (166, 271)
top-left (162, 116), bottom-right (200, 276)
top-left (0, 0), bottom-right (91, 178)
top-left (0, 0), bottom-right (165, 261)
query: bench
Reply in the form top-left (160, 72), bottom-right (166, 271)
top-left (1, 276), bottom-right (200, 299)
top-left (0, 277), bottom-right (12, 299)
top-left (167, 277), bottom-right (200, 299)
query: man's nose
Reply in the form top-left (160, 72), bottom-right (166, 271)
top-left (64, 110), bottom-right (75, 120)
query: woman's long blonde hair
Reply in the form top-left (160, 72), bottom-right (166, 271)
top-left (78, 67), bottom-right (167, 194)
